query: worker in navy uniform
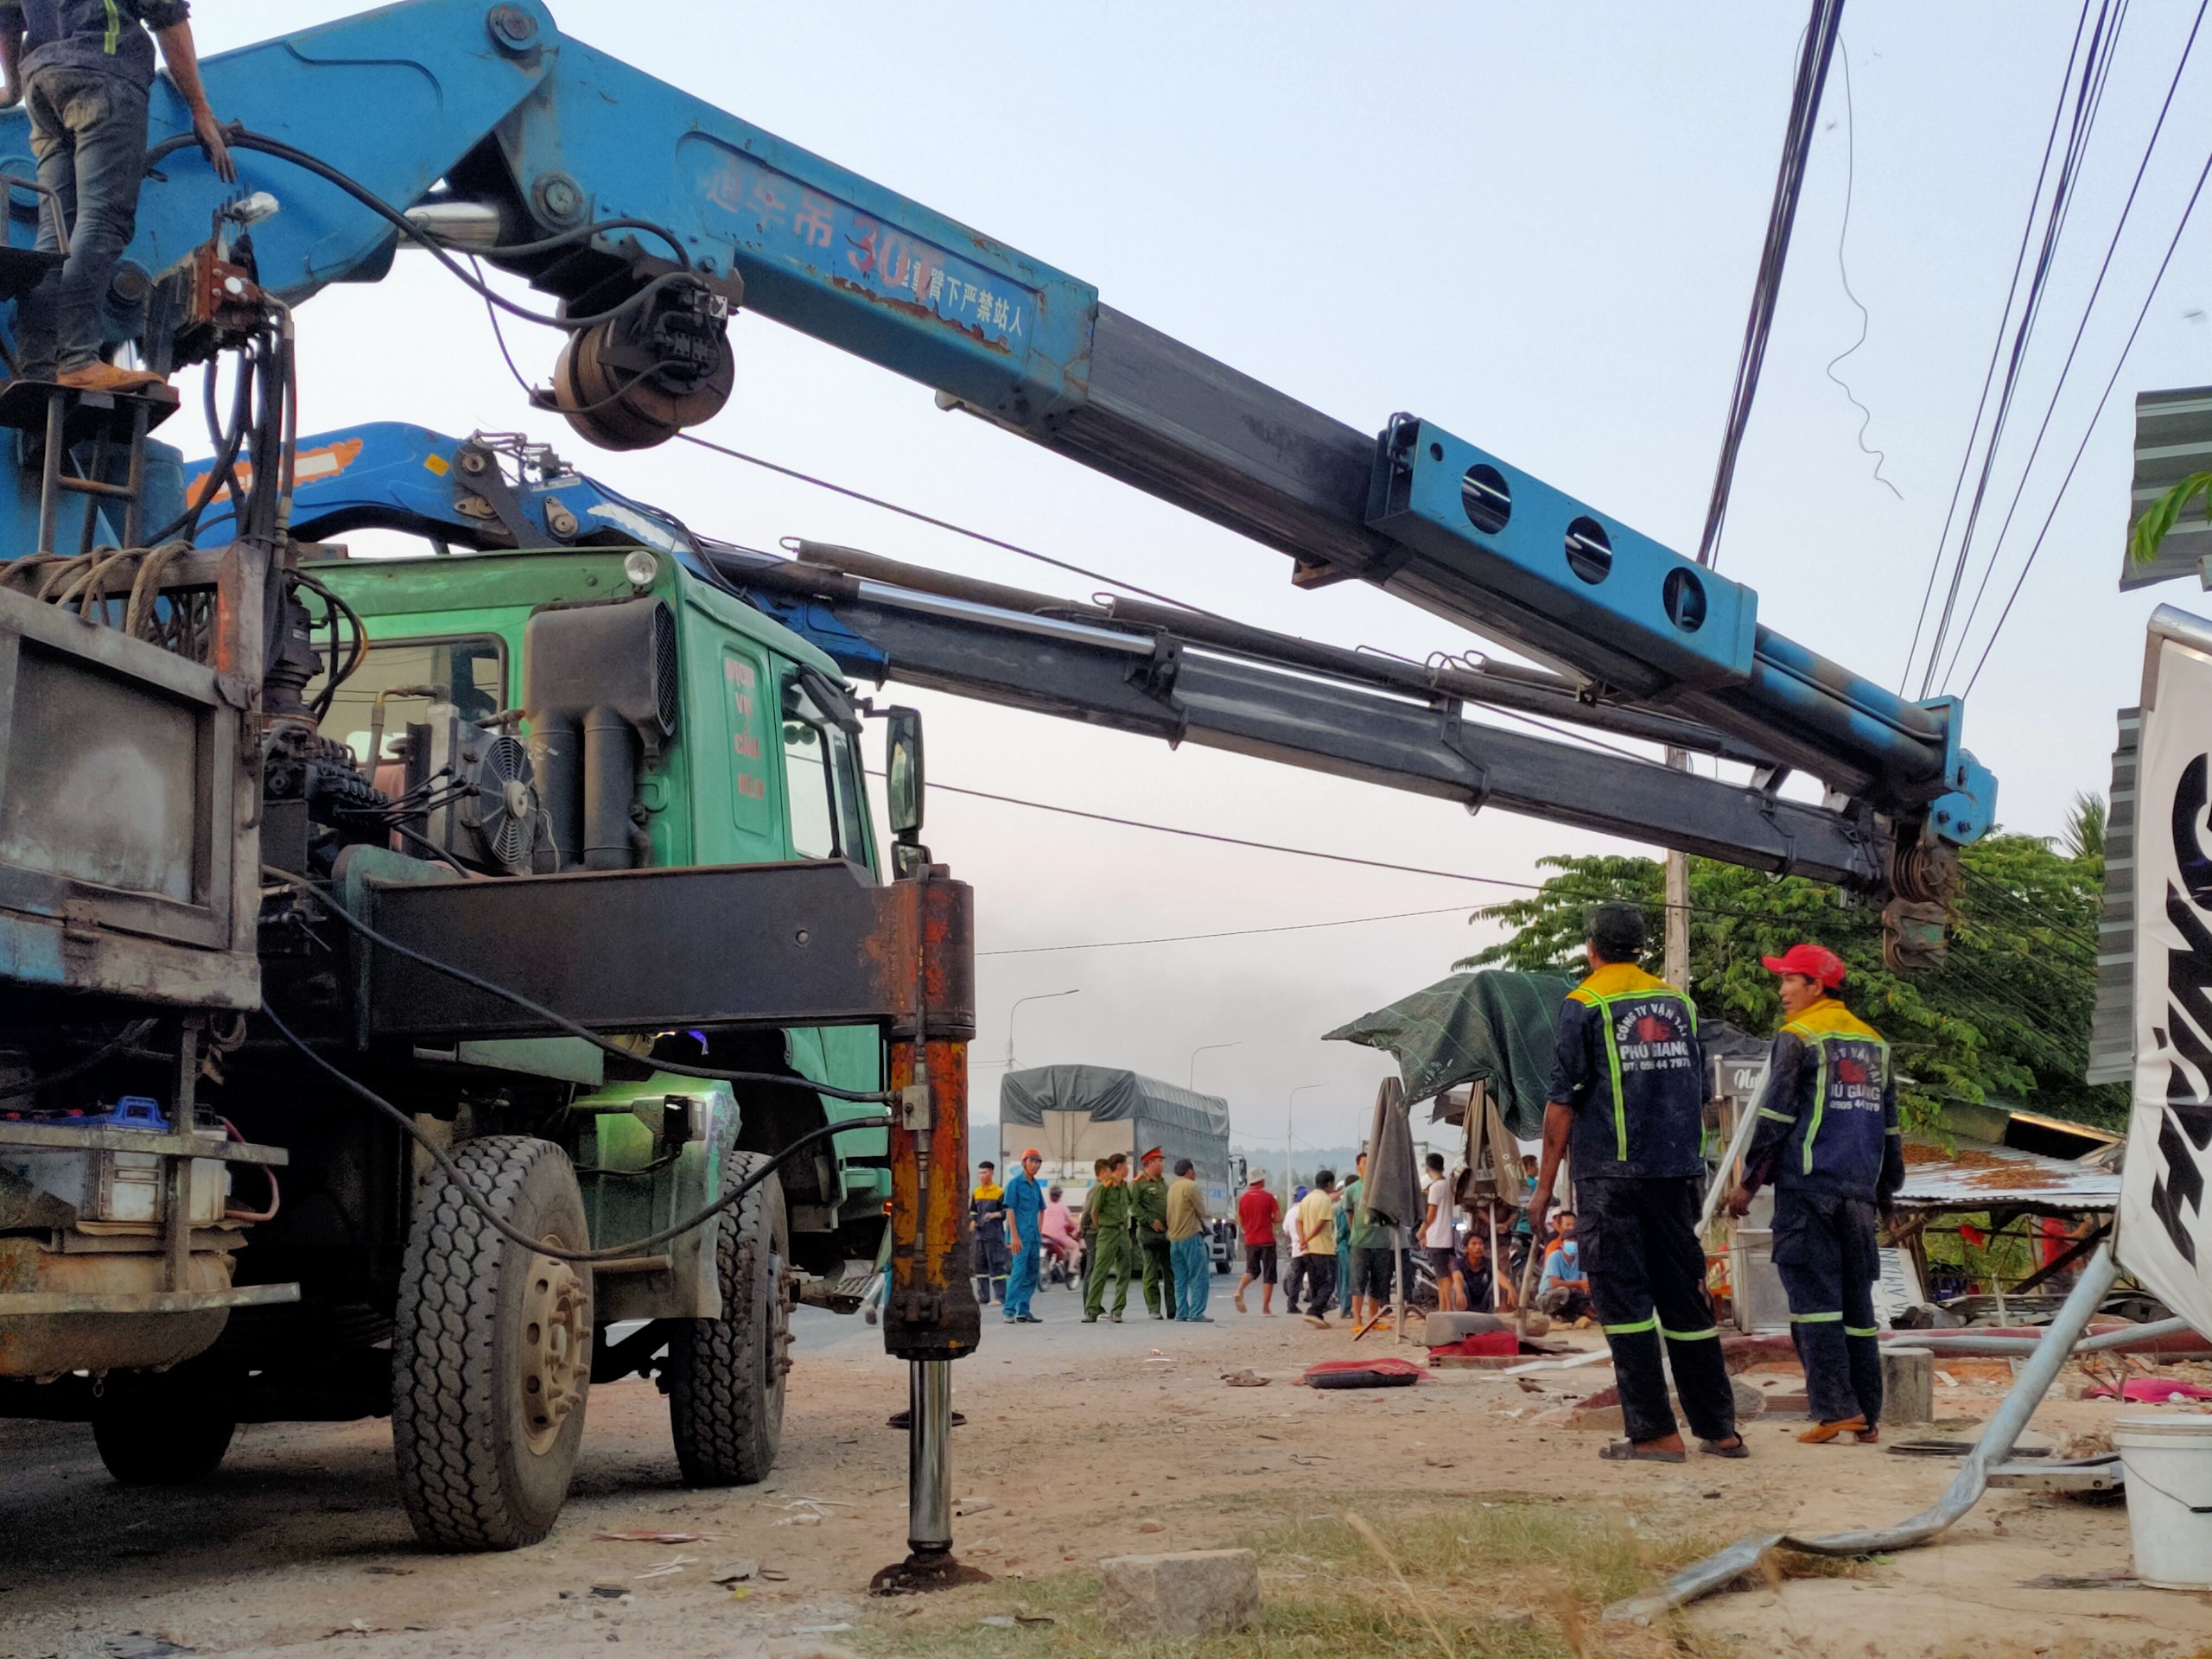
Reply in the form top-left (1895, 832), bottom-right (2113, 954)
top-left (969, 1162), bottom-right (1009, 1307)
top-left (1728, 943), bottom-right (1904, 1444)
top-left (1531, 901), bottom-right (1745, 1464)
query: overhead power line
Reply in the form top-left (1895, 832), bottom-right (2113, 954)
top-left (1912, 0), bottom-right (2127, 697)
top-left (1821, 43), bottom-right (1901, 501)
top-left (1938, 0), bottom-right (2202, 691)
top-left (1899, 0), bottom-right (2101, 694)
top-left (1696, 0), bottom-right (1847, 570)
top-left (977, 905), bottom-right (1474, 957)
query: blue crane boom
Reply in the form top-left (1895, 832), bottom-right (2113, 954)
top-left (2, 0), bottom-right (1991, 893)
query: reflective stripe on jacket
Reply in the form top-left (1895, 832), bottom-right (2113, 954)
top-left (1743, 999), bottom-right (1904, 1202)
top-left (1546, 962), bottom-right (1706, 1180)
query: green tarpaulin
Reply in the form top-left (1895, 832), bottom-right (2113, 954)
top-left (1325, 969), bottom-right (1572, 1140)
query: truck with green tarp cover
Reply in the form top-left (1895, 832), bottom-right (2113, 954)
top-left (998, 1065), bottom-right (1235, 1268)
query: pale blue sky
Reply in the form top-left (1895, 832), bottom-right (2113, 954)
top-left (199, 3), bottom-right (2212, 1149)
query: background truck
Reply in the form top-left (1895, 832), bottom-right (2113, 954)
top-left (998, 1066), bottom-right (1233, 1272)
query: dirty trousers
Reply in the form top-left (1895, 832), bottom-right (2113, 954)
top-left (1141, 1235), bottom-right (1177, 1318)
top-left (1580, 1176), bottom-right (1738, 1446)
top-left (1774, 1187), bottom-right (1885, 1426)
top-left (1084, 1229), bottom-right (1134, 1319)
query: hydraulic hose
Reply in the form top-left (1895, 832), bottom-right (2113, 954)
top-left (264, 867), bottom-right (899, 1103)
top-left (264, 1001), bottom-right (886, 1263)
top-left (146, 128), bottom-right (702, 332)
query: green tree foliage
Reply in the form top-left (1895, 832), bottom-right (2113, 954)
top-left (1459, 822), bottom-right (2121, 1134)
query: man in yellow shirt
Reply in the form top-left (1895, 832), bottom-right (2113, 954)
top-left (1290, 1169), bottom-right (1339, 1328)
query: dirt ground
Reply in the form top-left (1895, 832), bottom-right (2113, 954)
top-left (2, 1281), bottom-right (2209, 1659)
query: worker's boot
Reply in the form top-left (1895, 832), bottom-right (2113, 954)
top-left (1797, 1415), bottom-right (1868, 1444)
top-left (58, 362), bottom-right (168, 394)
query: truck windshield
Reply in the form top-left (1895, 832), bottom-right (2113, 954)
top-left (316, 636), bottom-right (506, 766)
top-left (782, 676), bottom-right (870, 865)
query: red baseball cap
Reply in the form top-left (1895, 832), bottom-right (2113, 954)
top-left (1761, 943), bottom-right (1847, 988)
top-left (1020, 1147), bottom-right (1042, 1161)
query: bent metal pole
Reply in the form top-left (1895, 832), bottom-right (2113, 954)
top-left (1605, 1242), bottom-right (2123, 1626)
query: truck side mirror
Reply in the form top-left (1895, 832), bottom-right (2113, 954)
top-left (886, 707), bottom-right (925, 839)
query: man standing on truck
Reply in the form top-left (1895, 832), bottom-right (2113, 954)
top-left (1002, 1148), bottom-right (1047, 1325)
top-left (1132, 1146), bottom-right (1177, 1321)
top-left (0, 0), bottom-right (235, 391)
top-left (1234, 1171), bottom-right (1281, 1316)
top-left (1532, 901), bottom-right (1744, 1465)
top-left (970, 1162), bottom-right (1009, 1309)
top-left (1083, 1153), bottom-right (1136, 1324)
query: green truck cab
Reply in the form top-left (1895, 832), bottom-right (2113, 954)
top-left (308, 542), bottom-right (893, 1284)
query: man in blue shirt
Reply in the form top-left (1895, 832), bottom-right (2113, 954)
top-left (1536, 1212), bottom-right (1592, 1321)
top-left (0, 0), bottom-right (234, 391)
top-left (1728, 943), bottom-right (1904, 1444)
top-left (1531, 901), bottom-right (1744, 1465)
top-left (1001, 1148), bottom-right (1046, 1325)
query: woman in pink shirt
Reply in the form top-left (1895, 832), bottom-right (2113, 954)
top-left (1039, 1185), bottom-right (1078, 1275)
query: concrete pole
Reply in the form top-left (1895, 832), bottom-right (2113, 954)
top-left (1664, 748), bottom-right (1691, 988)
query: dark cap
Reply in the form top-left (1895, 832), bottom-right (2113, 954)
top-left (1586, 900), bottom-right (1647, 960)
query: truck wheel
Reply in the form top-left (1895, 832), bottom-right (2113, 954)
top-left (664, 1149), bottom-right (788, 1485)
top-left (391, 1135), bottom-right (593, 1551)
top-left (92, 1408), bottom-right (234, 1485)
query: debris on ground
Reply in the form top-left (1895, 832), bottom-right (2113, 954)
top-left (591, 1529), bottom-right (706, 1544)
top-left (710, 1560), bottom-right (760, 1585)
top-left (1221, 1369), bottom-right (1269, 1387)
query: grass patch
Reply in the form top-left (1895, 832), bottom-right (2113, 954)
top-left (855, 1490), bottom-right (1809, 1658)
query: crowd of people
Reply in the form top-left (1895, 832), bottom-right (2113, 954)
top-left (965, 1143), bottom-right (1588, 1332)
top-left (965, 908), bottom-right (1900, 1466)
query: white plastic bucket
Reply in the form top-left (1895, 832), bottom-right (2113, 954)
top-left (2113, 1412), bottom-right (2212, 1590)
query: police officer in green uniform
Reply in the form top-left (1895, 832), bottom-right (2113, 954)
top-left (1531, 902), bottom-right (1745, 1465)
top-left (1132, 1146), bottom-right (1178, 1319)
top-left (1083, 1154), bottom-right (1136, 1324)
top-left (1728, 943), bottom-right (1904, 1444)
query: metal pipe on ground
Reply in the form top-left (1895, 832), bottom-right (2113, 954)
top-left (1605, 1243), bottom-right (2124, 1627)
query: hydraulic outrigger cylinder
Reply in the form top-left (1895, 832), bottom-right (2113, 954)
top-left (874, 869), bottom-right (985, 1592)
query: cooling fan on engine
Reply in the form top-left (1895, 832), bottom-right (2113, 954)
top-left (455, 732), bottom-right (540, 874)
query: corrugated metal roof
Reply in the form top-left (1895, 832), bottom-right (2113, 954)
top-left (1895, 1140), bottom-right (2120, 1215)
top-left (2088, 703), bottom-right (2139, 1085)
top-left (2126, 385), bottom-right (2212, 590)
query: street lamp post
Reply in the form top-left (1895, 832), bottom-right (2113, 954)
top-left (1287, 1083), bottom-right (1332, 1192)
top-left (1005, 988), bottom-right (1080, 1072)
top-left (1187, 1040), bottom-right (1240, 1091)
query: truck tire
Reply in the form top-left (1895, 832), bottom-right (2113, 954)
top-left (92, 1408), bottom-right (234, 1485)
top-left (664, 1149), bottom-right (788, 1486)
top-left (391, 1135), bottom-right (593, 1551)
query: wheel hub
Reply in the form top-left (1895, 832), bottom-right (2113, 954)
top-left (519, 1249), bottom-right (589, 1454)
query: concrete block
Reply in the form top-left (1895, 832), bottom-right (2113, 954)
top-left (1881, 1344), bottom-right (1935, 1426)
top-left (1099, 1548), bottom-right (1260, 1637)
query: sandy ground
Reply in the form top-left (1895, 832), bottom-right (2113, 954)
top-left (2, 1280), bottom-right (2209, 1659)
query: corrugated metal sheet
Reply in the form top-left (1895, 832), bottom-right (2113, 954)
top-left (2087, 705), bottom-right (2139, 1084)
top-left (2126, 385), bottom-right (2212, 590)
top-left (1895, 1141), bottom-right (2121, 1216)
